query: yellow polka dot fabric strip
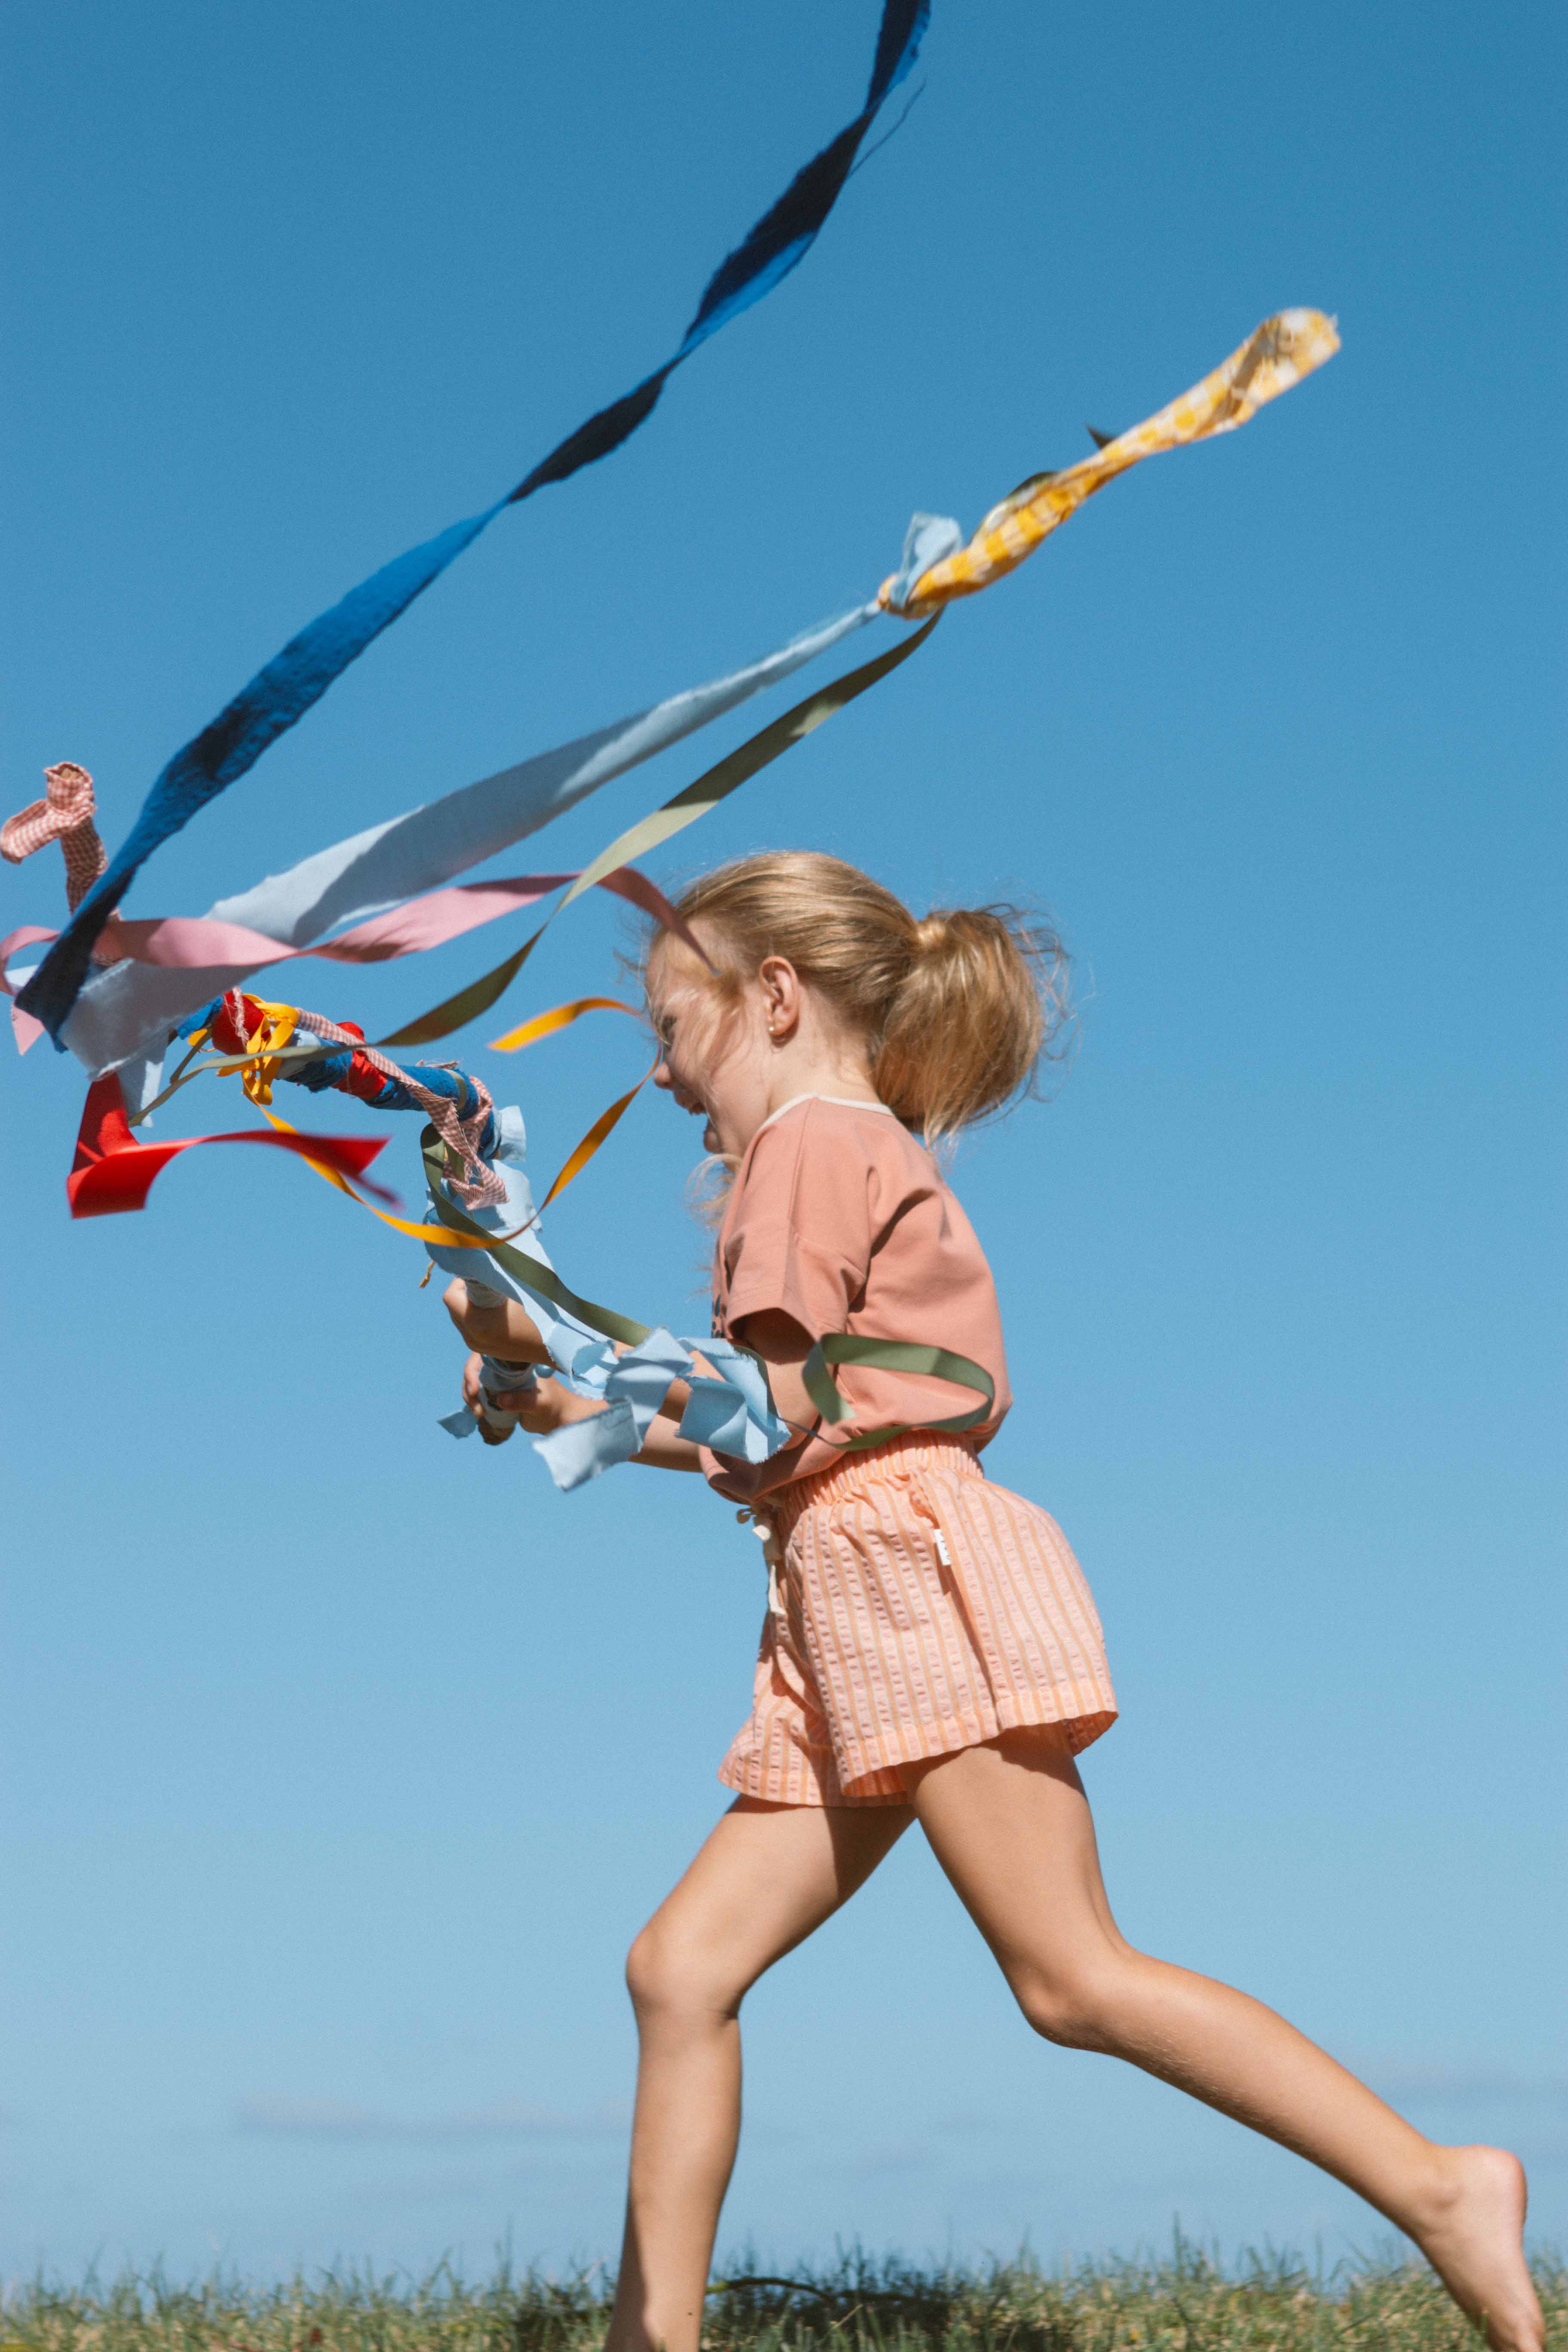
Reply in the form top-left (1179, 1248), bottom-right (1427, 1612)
top-left (879, 309), bottom-right (1340, 620)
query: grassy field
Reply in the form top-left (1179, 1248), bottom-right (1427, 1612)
top-left (3, 2247), bottom-right (1564, 2352)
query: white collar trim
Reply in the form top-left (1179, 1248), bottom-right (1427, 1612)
top-left (753, 1092), bottom-right (899, 1138)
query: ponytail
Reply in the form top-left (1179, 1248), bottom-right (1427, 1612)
top-left (658, 852), bottom-right (1071, 1143)
top-left (876, 903), bottom-right (1061, 1139)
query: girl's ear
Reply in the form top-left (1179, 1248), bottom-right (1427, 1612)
top-left (758, 956), bottom-right (802, 1042)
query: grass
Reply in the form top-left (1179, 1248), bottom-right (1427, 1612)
top-left (3, 2245), bottom-right (1565, 2352)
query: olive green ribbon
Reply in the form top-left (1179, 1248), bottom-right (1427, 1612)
top-left (802, 1335), bottom-right (995, 1449)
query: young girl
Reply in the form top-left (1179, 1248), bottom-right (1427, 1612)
top-left (445, 852), bottom-right (1541, 2352)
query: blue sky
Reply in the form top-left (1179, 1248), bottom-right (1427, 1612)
top-left (2, 0), bottom-right (1564, 2287)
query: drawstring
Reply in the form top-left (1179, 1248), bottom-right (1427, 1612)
top-left (733, 1436), bottom-right (981, 1603)
top-left (907, 1482), bottom-right (955, 1569)
top-left (736, 1506), bottom-right (784, 1615)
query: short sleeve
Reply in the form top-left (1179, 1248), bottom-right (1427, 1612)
top-left (722, 1109), bottom-right (876, 1341)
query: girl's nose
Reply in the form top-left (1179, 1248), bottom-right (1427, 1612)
top-left (652, 1058), bottom-right (672, 1092)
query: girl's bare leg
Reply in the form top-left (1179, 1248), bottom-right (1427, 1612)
top-left (906, 1729), bottom-right (1542, 2352)
top-left (603, 1795), bottom-right (911, 2352)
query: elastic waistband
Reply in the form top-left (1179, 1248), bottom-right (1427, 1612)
top-left (769, 1430), bottom-right (984, 1539)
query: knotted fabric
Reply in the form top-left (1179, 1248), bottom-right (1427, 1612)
top-left (1, 763), bottom-right (108, 914)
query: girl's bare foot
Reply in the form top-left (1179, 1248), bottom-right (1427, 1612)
top-left (1410, 2144), bottom-right (1542, 2352)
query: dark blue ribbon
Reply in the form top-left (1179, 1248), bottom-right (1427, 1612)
top-left (22, 0), bottom-right (929, 1042)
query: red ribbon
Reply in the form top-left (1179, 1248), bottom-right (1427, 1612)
top-left (67, 1072), bottom-right (397, 1218)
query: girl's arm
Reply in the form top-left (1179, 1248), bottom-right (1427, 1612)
top-left (443, 1278), bottom-right (551, 1367)
top-left (629, 1398), bottom-right (704, 1472)
top-left (637, 1317), bottom-right (824, 1473)
top-left (445, 1288), bottom-right (820, 1473)
top-left (731, 1308), bottom-right (821, 1437)
top-left (457, 1349), bottom-right (704, 1467)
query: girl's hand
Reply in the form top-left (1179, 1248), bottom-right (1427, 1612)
top-left (462, 1350), bottom-right (529, 1445)
top-left (443, 1277), bottom-right (548, 1366)
top-left (459, 1353), bottom-right (608, 1444)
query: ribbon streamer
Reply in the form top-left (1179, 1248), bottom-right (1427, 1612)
top-left (488, 999), bottom-right (656, 1211)
top-left (46, 591), bottom-right (904, 1080)
top-left (802, 1334), bottom-right (994, 1447)
top-left (534, 1061), bottom-right (659, 1217)
top-left (0, 923), bottom-right (59, 1054)
top-left (19, 0), bottom-right (930, 1042)
top-left (880, 309), bottom-right (1340, 617)
top-left (6, 865), bottom-right (697, 1064)
top-left (15, 593), bottom-right (943, 1093)
top-left (104, 865), bottom-right (700, 977)
top-left (489, 995), bottom-right (639, 1052)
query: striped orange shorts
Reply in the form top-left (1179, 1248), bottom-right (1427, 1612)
top-left (719, 1433), bottom-right (1117, 1806)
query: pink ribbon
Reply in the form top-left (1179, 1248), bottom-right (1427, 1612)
top-left (2, 862), bottom-right (700, 1056)
top-left (0, 923), bottom-right (58, 1052)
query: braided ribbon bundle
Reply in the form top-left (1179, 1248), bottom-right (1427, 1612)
top-left (186, 988), bottom-right (506, 1207)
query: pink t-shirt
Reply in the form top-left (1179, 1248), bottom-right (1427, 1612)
top-left (701, 1094), bottom-right (1013, 1503)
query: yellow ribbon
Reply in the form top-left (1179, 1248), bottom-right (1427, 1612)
top-left (488, 994), bottom-right (652, 1214)
top-left (239, 998), bottom-right (303, 1103)
top-left (536, 1060), bottom-right (659, 1214)
top-left (880, 308), bottom-right (1340, 619)
top-left (489, 995), bottom-right (640, 1053)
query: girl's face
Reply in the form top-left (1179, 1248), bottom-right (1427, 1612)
top-left (647, 938), bottom-right (773, 1163)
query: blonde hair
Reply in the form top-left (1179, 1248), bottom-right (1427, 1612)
top-left (649, 851), bottom-right (1071, 1143)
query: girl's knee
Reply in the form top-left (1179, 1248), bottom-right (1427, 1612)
top-left (1010, 1962), bottom-right (1120, 2052)
top-left (625, 1921), bottom-right (677, 2015)
top-left (625, 1919), bottom-right (741, 2027)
